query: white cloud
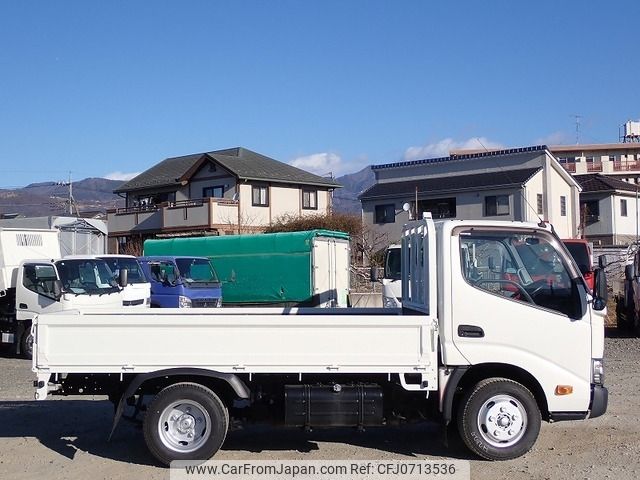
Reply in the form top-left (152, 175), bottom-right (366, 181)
top-left (403, 137), bottom-right (505, 161)
top-left (290, 152), bottom-right (344, 176)
top-left (104, 171), bottom-right (141, 181)
top-left (534, 131), bottom-right (572, 146)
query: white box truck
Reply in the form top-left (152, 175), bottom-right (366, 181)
top-left (32, 217), bottom-right (608, 465)
top-left (0, 228), bottom-right (126, 358)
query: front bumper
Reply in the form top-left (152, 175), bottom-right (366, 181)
top-left (589, 384), bottom-right (608, 418)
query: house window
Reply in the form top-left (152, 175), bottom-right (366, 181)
top-left (302, 189), bottom-right (318, 210)
top-left (621, 199), bottom-right (628, 217)
top-left (415, 197), bottom-right (457, 219)
top-left (581, 200), bottom-right (600, 225)
top-left (375, 204), bottom-right (395, 224)
top-left (252, 185), bottom-right (269, 206)
top-left (202, 186), bottom-right (224, 198)
top-left (484, 195), bottom-right (510, 216)
top-left (537, 194), bottom-right (543, 215)
top-left (560, 196), bottom-right (567, 216)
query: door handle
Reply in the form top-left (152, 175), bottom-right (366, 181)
top-left (458, 324), bottom-right (485, 338)
top-left (19, 303), bottom-right (28, 309)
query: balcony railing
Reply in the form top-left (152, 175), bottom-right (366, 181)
top-left (108, 198), bottom-right (239, 235)
top-left (613, 160), bottom-right (640, 171)
top-left (561, 163), bottom-right (576, 173)
top-left (586, 162), bottom-right (603, 172)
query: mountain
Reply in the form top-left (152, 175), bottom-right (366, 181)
top-left (332, 166), bottom-right (375, 214)
top-left (0, 178), bottom-right (124, 218)
top-left (0, 168), bottom-right (375, 219)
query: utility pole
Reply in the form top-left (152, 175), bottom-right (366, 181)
top-left (68, 171), bottom-right (73, 215)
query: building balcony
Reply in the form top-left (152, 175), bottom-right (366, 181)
top-left (586, 162), bottom-right (603, 172)
top-left (561, 162), bottom-right (576, 173)
top-left (613, 160), bottom-right (640, 171)
top-left (108, 198), bottom-right (240, 236)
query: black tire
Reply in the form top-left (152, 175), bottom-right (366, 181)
top-left (143, 382), bottom-right (229, 466)
top-left (20, 329), bottom-right (33, 360)
top-left (457, 377), bottom-right (541, 461)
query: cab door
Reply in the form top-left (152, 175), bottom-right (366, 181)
top-left (450, 227), bottom-right (593, 413)
top-left (16, 263), bottom-right (64, 320)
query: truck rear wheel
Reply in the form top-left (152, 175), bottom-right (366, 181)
top-left (143, 382), bottom-right (229, 466)
top-left (457, 377), bottom-right (541, 460)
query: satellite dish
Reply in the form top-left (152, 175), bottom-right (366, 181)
top-left (402, 202), bottom-right (411, 212)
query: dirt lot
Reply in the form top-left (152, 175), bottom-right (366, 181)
top-left (1, 332), bottom-right (639, 480)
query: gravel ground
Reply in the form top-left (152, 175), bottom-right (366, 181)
top-left (1, 333), bottom-right (639, 480)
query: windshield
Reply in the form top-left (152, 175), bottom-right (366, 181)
top-left (55, 259), bottom-right (119, 295)
top-left (384, 247), bottom-right (401, 280)
top-left (100, 257), bottom-right (148, 284)
top-left (175, 258), bottom-right (219, 283)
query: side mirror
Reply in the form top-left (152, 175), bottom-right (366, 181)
top-left (119, 268), bottom-right (128, 288)
top-left (625, 264), bottom-right (635, 282)
top-left (52, 280), bottom-right (63, 301)
top-left (592, 268), bottom-right (608, 311)
top-left (370, 266), bottom-right (379, 282)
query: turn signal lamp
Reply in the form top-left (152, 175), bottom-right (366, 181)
top-left (554, 385), bottom-right (574, 396)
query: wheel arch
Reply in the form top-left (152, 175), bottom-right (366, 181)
top-left (442, 363), bottom-right (549, 425)
top-left (109, 368), bottom-right (250, 440)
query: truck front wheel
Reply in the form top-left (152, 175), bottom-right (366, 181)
top-left (20, 329), bottom-right (33, 360)
top-left (143, 382), bottom-right (229, 466)
top-left (457, 377), bottom-right (541, 460)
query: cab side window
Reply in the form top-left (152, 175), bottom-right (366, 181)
top-left (460, 231), bottom-right (581, 318)
top-left (22, 264), bottom-right (57, 296)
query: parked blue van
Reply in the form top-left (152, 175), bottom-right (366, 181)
top-left (137, 256), bottom-right (222, 308)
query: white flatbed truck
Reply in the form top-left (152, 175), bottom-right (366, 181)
top-left (32, 217), bottom-right (608, 465)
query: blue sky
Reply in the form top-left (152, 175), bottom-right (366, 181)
top-left (1, 0), bottom-right (639, 188)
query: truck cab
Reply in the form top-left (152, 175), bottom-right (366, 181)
top-left (97, 255), bottom-right (151, 308)
top-left (138, 256), bottom-right (222, 308)
top-left (15, 256), bottom-right (124, 357)
top-left (562, 239), bottom-right (594, 291)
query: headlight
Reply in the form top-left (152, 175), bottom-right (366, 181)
top-left (178, 295), bottom-right (192, 308)
top-left (592, 358), bottom-right (605, 385)
top-left (383, 296), bottom-right (401, 308)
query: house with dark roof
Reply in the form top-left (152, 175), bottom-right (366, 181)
top-left (359, 146), bottom-right (581, 242)
top-left (574, 174), bottom-right (639, 245)
top-left (108, 147), bottom-right (341, 248)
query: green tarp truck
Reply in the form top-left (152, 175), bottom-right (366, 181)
top-left (143, 230), bottom-right (350, 307)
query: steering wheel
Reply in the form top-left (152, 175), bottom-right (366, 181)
top-left (525, 279), bottom-right (550, 299)
top-left (473, 279), bottom-right (535, 304)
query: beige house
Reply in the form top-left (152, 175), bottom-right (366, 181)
top-left (359, 146), bottom-right (581, 243)
top-left (108, 147), bottom-right (340, 251)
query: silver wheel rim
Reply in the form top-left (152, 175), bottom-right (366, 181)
top-left (477, 394), bottom-right (527, 448)
top-left (158, 400), bottom-right (211, 453)
top-left (25, 333), bottom-right (33, 357)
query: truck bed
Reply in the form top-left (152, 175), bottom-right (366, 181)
top-left (33, 308), bottom-right (438, 376)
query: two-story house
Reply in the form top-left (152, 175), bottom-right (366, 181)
top-left (108, 147), bottom-right (341, 251)
top-left (359, 146), bottom-right (581, 243)
top-left (574, 173), bottom-right (640, 245)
